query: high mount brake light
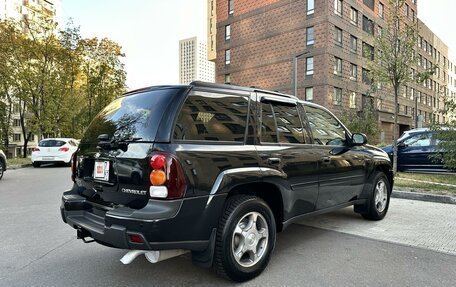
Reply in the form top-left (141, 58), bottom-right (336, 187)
top-left (149, 153), bottom-right (186, 200)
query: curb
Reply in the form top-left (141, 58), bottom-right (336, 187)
top-left (392, 190), bottom-right (456, 205)
top-left (7, 163), bottom-right (32, 170)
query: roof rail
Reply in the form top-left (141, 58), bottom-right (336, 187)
top-left (191, 81), bottom-right (297, 100)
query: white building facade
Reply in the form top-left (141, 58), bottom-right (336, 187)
top-left (0, 0), bottom-right (60, 22)
top-left (179, 37), bottom-right (215, 85)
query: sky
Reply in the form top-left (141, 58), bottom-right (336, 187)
top-left (61, 0), bottom-right (456, 91)
top-left (61, 0), bottom-right (207, 91)
top-left (418, 0), bottom-right (456, 56)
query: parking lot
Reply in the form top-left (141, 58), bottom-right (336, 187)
top-left (1, 166), bottom-right (455, 286)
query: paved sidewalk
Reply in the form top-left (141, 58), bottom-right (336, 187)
top-left (297, 198), bottom-right (456, 256)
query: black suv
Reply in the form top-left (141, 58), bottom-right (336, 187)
top-left (61, 82), bottom-right (393, 282)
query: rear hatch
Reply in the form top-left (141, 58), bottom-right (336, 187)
top-left (38, 139), bottom-right (67, 159)
top-left (75, 87), bottom-right (186, 209)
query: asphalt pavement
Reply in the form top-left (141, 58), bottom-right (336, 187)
top-left (0, 167), bottom-right (455, 287)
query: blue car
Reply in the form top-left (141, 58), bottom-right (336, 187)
top-left (382, 128), bottom-right (445, 171)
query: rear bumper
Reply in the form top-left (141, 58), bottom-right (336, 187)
top-left (60, 188), bottom-right (226, 252)
top-left (32, 154), bottom-right (72, 163)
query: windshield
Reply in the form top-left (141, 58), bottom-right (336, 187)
top-left (80, 88), bottom-right (180, 145)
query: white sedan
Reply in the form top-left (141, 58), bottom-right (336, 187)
top-left (31, 138), bottom-right (78, 167)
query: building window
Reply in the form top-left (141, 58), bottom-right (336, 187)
top-left (379, 2), bottom-right (384, 18)
top-left (363, 0), bottom-right (374, 10)
top-left (334, 0), bottom-right (342, 16)
top-left (335, 26), bottom-right (342, 46)
top-left (350, 35), bottom-right (358, 52)
top-left (362, 16), bottom-right (374, 35)
top-left (405, 4), bottom-right (409, 18)
top-left (410, 88), bottom-right (414, 100)
top-left (350, 63), bottom-right (357, 80)
top-left (225, 74), bottom-right (231, 84)
top-left (228, 0), bottom-right (234, 15)
top-left (306, 57), bottom-right (314, 75)
top-left (305, 87), bottom-right (314, 101)
top-left (362, 68), bottom-right (371, 84)
top-left (333, 87), bottom-right (342, 105)
top-left (350, 7), bottom-right (358, 25)
top-left (225, 25), bottom-right (231, 40)
top-left (225, 49), bottom-right (231, 65)
top-left (350, 92), bottom-right (357, 108)
top-left (13, 134), bottom-right (21, 142)
top-left (307, 0), bottom-right (314, 15)
top-left (14, 119), bottom-right (21, 127)
top-left (362, 42), bottom-right (374, 60)
top-left (411, 9), bottom-right (415, 21)
top-left (306, 26), bottom-right (314, 46)
top-left (334, 57), bottom-right (342, 75)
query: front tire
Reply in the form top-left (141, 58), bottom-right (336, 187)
top-left (213, 195), bottom-right (276, 282)
top-left (360, 172), bottom-right (391, 220)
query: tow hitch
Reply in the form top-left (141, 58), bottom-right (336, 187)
top-left (77, 228), bottom-right (95, 243)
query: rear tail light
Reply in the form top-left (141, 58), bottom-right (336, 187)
top-left (32, 147), bottom-right (40, 152)
top-left (71, 153), bottom-right (77, 182)
top-left (59, 147), bottom-right (70, 152)
top-left (149, 153), bottom-right (186, 200)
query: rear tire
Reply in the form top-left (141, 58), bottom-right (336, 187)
top-left (213, 195), bottom-right (276, 282)
top-left (33, 162), bottom-right (40, 168)
top-left (359, 172), bottom-right (391, 221)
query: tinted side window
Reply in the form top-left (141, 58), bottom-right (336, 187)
top-left (274, 105), bottom-right (306, 144)
top-left (260, 102), bottom-right (307, 144)
top-left (174, 92), bottom-right (249, 142)
top-left (261, 103), bottom-right (278, 143)
top-left (304, 105), bottom-right (348, 146)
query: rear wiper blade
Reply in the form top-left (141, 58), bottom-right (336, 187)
top-left (97, 134), bottom-right (143, 151)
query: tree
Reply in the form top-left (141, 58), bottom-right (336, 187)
top-left (368, 0), bottom-right (433, 174)
top-left (78, 37), bottom-right (127, 131)
top-left (0, 18), bottom-right (127, 157)
top-left (337, 104), bottom-right (380, 143)
top-left (430, 99), bottom-right (456, 170)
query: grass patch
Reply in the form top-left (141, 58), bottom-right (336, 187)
top-left (395, 172), bottom-right (456, 195)
top-left (7, 157), bottom-right (32, 166)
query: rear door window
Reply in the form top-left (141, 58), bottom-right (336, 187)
top-left (304, 105), bottom-right (348, 146)
top-left (173, 91), bottom-right (249, 142)
top-left (260, 102), bottom-right (309, 144)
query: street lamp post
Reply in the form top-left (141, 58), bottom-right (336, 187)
top-left (292, 51), bottom-right (310, 98)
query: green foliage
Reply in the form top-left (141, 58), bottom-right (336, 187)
top-left (367, 0), bottom-right (434, 173)
top-left (0, 18), bottom-right (127, 156)
top-left (337, 105), bottom-right (380, 144)
top-left (430, 99), bottom-right (456, 170)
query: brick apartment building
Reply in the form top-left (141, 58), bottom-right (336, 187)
top-left (207, 0), bottom-right (455, 143)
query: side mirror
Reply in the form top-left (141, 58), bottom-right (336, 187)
top-left (352, 133), bottom-right (368, 146)
top-left (398, 142), bottom-right (406, 149)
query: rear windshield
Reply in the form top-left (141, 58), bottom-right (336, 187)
top-left (81, 88), bottom-right (180, 144)
top-left (39, 140), bottom-right (66, 147)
